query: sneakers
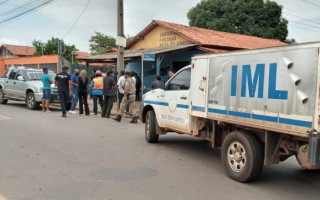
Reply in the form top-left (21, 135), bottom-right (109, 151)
top-left (62, 113), bottom-right (66, 118)
top-left (69, 110), bottom-right (77, 114)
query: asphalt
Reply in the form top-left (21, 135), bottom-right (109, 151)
top-left (0, 101), bottom-right (320, 200)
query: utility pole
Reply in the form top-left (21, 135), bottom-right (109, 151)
top-left (117, 0), bottom-right (124, 75)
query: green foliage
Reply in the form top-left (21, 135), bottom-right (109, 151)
top-left (89, 32), bottom-right (116, 55)
top-left (187, 0), bottom-right (293, 42)
top-left (32, 37), bottom-right (78, 63)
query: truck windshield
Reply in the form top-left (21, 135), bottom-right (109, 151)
top-left (27, 71), bottom-right (56, 81)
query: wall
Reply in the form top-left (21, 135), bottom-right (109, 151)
top-left (131, 26), bottom-right (194, 50)
top-left (126, 49), bottom-right (207, 92)
top-left (0, 59), bottom-right (4, 75)
top-left (0, 55), bottom-right (60, 74)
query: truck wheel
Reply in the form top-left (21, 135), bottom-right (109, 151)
top-left (145, 110), bottom-right (159, 143)
top-left (221, 131), bottom-right (264, 182)
top-left (26, 92), bottom-right (40, 110)
top-left (0, 88), bottom-right (8, 104)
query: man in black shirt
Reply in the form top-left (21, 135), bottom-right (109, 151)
top-left (55, 66), bottom-right (72, 117)
top-left (101, 71), bottom-right (116, 118)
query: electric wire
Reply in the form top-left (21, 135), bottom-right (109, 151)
top-left (301, 0), bottom-right (320, 8)
top-left (0, 0), bottom-right (9, 6)
top-left (0, 0), bottom-right (56, 25)
top-left (62, 0), bottom-right (92, 39)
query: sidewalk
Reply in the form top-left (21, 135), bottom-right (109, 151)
top-left (53, 99), bottom-right (141, 118)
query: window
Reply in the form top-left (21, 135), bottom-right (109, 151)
top-left (167, 68), bottom-right (191, 90)
top-left (8, 70), bottom-right (18, 80)
top-left (16, 71), bottom-right (25, 80)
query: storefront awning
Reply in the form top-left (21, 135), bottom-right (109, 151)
top-left (82, 44), bottom-right (199, 62)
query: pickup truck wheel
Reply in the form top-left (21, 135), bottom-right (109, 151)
top-left (0, 88), bottom-right (8, 104)
top-left (221, 131), bottom-right (264, 182)
top-left (145, 110), bottom-right (159, 143)
top-left (26, 92), bottom-right (40, 110)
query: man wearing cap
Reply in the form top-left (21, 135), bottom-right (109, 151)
top-left (113, 71), bottom-right (138, 123)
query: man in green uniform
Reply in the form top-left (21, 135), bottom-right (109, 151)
top-left (113, 71), bottom-right (138, 123)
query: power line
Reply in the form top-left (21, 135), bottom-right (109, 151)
top-left (0, 0), bottom-right (56, 25)
top-left (301, 0), bottom-right (320, 8)
top-left (0, 0), bottom-right (48, 17)
top-left (284, 10), bottom-right (320, 27)
top-left (62, 0), bottom-right (92, 39)
top-left (0, 0), bottom-right (10, 6)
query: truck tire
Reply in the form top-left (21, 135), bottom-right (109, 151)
top-left (0, 88), bottom-right (8, 104)
top-left (145, 110), bottom-right (159, 143)
top-left (26, 92), bottom-right (40, 110)
top-left (221, 131), bottom-right (264, 182)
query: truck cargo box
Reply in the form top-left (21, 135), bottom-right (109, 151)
top-left (190, 42), bottom-right (320, 137)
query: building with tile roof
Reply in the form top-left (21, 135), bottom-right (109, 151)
top-left (83, 20), bottom-right (287, 93)
top-left (0, 44), bottom-right (36, 58)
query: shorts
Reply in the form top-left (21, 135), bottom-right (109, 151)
top-left (43, 89), bottom-right (51, 100)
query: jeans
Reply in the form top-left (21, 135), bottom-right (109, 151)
top-left (118, 92), bottom-right (129, 112)
top-left (58, 91), bottom-right (69, 114)
top-left (92, 95), bottom-right (103, 114)
top-left (70, 88), bottom-right (79, 111)
top-left (78, 91), bottom-right (89, 115)
top-left (101, 95), bottom-right (114, 117)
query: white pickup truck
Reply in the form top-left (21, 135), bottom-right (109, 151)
top-left (0, 67), bottom-right (63, 110)
top-left (140, 42), bottom-right (320, 182)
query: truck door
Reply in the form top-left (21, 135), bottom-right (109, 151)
top-left (14, 70), bottom-right (27, 99)
top-left (5, 69), bottom-right (18, 97)
top-left (162, 67), bottom-right (191, 132)
top-left (190, 58), bottom-right (209, 118)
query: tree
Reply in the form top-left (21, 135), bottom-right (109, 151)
top-left (32, 37), bottom-right (78, 63)
top-left (187, 0), bottom-right (293, 43)
top-left (89, 32), bottom-right (116, 55)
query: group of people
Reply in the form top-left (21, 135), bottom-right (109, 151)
top-left (40, 66), bottom-right (139, 123)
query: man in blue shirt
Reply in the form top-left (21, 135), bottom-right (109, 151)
top-left (41, 68), bottom-right (53, 113)
top-left (70, 69), bottom-right (79, 114)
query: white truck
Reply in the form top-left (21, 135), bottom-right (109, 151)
top-left (139, 42), bottom-right (320, 182)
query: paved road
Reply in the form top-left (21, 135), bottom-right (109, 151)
top-left (0, 102), bottom-right (319, 200)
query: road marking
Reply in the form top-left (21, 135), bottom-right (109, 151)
top-left (0, 115), bottom-right (11, 120)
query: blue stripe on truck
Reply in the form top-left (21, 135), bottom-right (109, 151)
top-left (143, 100), bottom-right (312, 128)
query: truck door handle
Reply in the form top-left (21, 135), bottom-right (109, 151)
top-left (180, 96), bottom-right (187, 100)
top-left (14, 82), bottom-right (16, 84)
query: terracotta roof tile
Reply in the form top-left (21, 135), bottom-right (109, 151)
top-left (129, 20), bottom-right (286, 50)
top-left (74, 51), bottom-right (91, 59)
top-left (2, 44), bottom-right (36, 56)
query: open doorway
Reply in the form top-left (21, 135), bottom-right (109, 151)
top-left (172, 61), bottom-right (190, 73)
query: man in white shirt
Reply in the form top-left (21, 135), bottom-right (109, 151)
top-left (117, 70), bottom-right (129, 113)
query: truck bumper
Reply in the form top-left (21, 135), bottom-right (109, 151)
top-left (34, 92), bottom-right (43, 102)
top-left (139, 101), bottom-right (144, 122)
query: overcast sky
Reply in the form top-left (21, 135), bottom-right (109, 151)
top-left (0, 0), bottom-right (320, 52)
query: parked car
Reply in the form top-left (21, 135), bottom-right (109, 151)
top-left (0, 67), bottom-right (71, 110)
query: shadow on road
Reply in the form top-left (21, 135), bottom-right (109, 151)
top-left (155, 134), bottom-right (320, 190)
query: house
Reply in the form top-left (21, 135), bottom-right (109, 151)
top-left (83, 20), bottom-right (287, 92)
top-left (0, 44), bottom-right (36, 58)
